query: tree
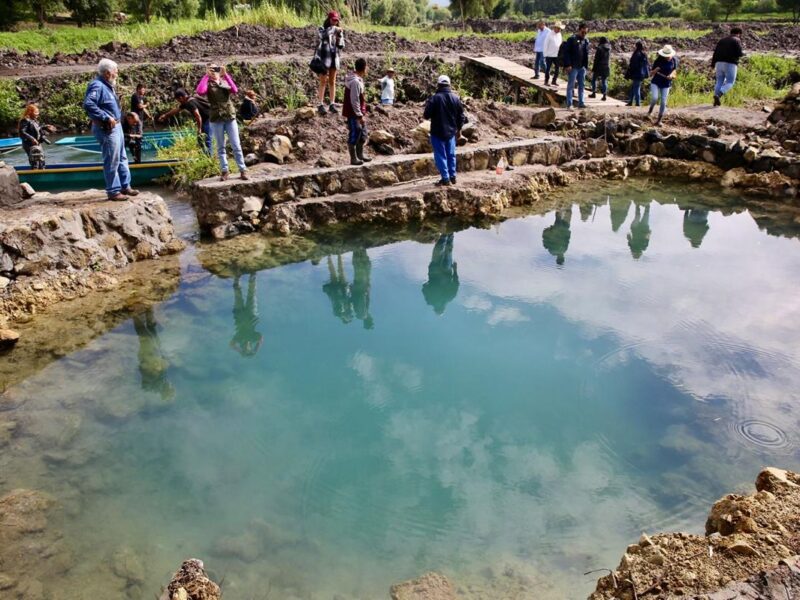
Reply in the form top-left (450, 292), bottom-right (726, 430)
top-left (777, 0), bottom-right (799, 22)
top-left (125, 0), bottom-right (154, 21)
top-left (370, 0), bottom-right (393, 23)
top-left (65, 0), bottom-right (112, 25)
top-left (537, 0), bottom-right (568, 13)
top-left (155, 0), bottom-right (199, 21)
top-left (389, 0), bottom-right (417, 24)
top-left (449, 0), bottom-right (497, 24)
top-left (0, 0), bottom-right (25, 29)
top-left (718, 0), bottom-right (742, 18)
top-left (30, 0), bottom-right (62, 27)
top-left (492, 0), bottom-right (511, 17)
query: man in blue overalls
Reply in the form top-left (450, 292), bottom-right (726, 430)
top-left (83, 59), bottom-right (139, 201)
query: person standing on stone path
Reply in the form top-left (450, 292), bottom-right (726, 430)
top-left (343, 57), bottom-right (372, 166)
top-left (648, 45), bottom-right (678, 127)
top-left (315, 10), bottom-right (345, 115)
top-left (562, 23), bottom-right (590, 110)
top-left (533, 20), bottom-right (551, 80)
top-left (380, 68), bottom-right (396, 106)
top-left (625, 42), bottom-right (650, 107)
top-left (83, 58), bottom-right (139, 201)
top-left (590, 36), bottom-right (611, 101)
top-left (712, 26), bottom-right (744, 107)
top-left (423, 75), bottom-right (467, 187)
top-left (543, 21), bottom-right (564, 87)
top-left (196, 63), bottom-right (249, 182)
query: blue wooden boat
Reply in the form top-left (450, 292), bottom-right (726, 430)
top-left (0, 137), bottom-right (22, 154)
top-left (56, 131), bottom-right (177, 153)
top-left (14, 159), bottom-right (180, 190)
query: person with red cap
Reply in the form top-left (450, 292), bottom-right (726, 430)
top-left (315, 10), bottom-right (345, 115)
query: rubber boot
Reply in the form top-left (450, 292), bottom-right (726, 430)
top-left (348, 144), bottom-right (363, 166)
top-left (356, 141), bottom-right (372, 163)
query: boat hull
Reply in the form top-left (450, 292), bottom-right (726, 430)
top-left (15, 161), bottom-right (178, 190)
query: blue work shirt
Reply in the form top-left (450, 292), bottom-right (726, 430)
top-left (83, 76), bottom-right (122, 124)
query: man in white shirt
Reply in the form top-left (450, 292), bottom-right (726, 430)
top-left (380, 68), bottom-right (396, 105)
top-left (543, 21), bottom-right (564, 87)
top-left (533, 21), bottom-right (551, 80)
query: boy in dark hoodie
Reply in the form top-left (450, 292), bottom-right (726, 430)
top-left (590, 36), bottom-right (611, 101)
top-left (343, 57), bottom-right (371, 165)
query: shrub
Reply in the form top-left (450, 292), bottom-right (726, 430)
top-left (0, 80), bottom-right (21, 132)
top-left (157, 127), bottom-right (223, 188)
top-left (43, 81), bottom-right (89, 130)
top-left (645, 0), bottom-right (680, 16)
top-left (680, 7), bottom-right (703, 19)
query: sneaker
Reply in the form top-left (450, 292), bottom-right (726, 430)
top-left (435, 179), bottom-right (451, 186)
top-left (566, 105), bottom-right (574, 111)
top-left (713, 95), bottom-right (721, 107)
top-left (328, 103), bottom-right (338, 114)
top-left (120, 187), bottom-right (139, 196)
top-left (589, 92), bottom-right (597, 99)
top-left (577, 103), bottom-right (587, 109)
top-left (317, 104), bottom-right (327, 115)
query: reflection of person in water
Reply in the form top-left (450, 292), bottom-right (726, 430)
top-left (132, 307), bottom-right (175, 401)
top-left (579, 201), bottom-right (594, 222)
top-left (350, 248), bottom-right (374, 329)
top-left (609, 197), bottom-right (631, 233)
top-left (230, 273), bottom-right (264, 357)
top-left (323, 255), bottom-right (355, 324)
top-left (627, 202), bottom-right (652, 259)
top-left (542, 207), bottom-right (572, 266)
top-left (422, 234), bottom-right (460, 315)
top-left (683, 209), bottom-right (709, 248)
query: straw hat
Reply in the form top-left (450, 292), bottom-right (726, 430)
top-left (553, 21), bottom-right (565, 29)
top-left (657, 45), bottom-right (676, 58)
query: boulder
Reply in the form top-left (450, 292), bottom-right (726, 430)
top-left (0, 162), bottom-right (23, 209)
top-left (244, 153), bottom-right (259, 167)
top-left (390, 572), bottom-right (457, 600)
top-left (370, 129), bottom-right (396, 146)
top-left (412, 121), bottom-right (432, 153)
top-left (0, 329), bottom-right (20, 349)
top-left (164, 559), bottom-right (220, 600)
top-left (626, 134), bottom-right (649, 154)
top-left (295, 106), bottom-right (316, 121)
top-left (20, 182), bottom-right (35, 199)
top-left (263, 135), bottom-right (292, 164)
top-left (531, 107), bottom-right (556, 128)
top-left (585, 138), bottom-right (609, 158)
top-left (461, 121), bottom-right (479, 142)
top-left (240, 196), bottom-right (264, 216)
top-left (721, 167), bottom-right (798, 198)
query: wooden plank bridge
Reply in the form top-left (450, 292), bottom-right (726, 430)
top-left (461, 55), bottom-right (627, 108)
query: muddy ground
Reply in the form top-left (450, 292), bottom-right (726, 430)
top-left (2, 21), bottom-right (799, 75)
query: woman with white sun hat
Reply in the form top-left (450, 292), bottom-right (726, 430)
top-left (648, 44), bottom-right (678, 126)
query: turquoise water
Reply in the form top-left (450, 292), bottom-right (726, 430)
top-left (3, 183), bottom-right (800, 599)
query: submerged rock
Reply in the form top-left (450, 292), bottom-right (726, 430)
top-left (390, 572), bottom-right (457, 600)
top-left (162, 558), bottom-right (221, 600)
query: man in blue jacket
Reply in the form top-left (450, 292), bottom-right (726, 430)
top-left (562, 22), bottom-right (590, 109)
top-left (83, 59), bottom-right (138, 201)
top-left (423, 75), bottom-right (467, 186)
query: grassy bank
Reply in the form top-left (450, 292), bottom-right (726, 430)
top-left (0, 4), bottom-right (308, 55)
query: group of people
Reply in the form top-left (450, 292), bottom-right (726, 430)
top-left (532, 21), bottom-right (745, 125)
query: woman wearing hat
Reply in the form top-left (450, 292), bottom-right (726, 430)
top-left (649, 45), bottom-right (678, 126)
top-left (316, 11), bottom-right (345, 115)
top-left (543, 21), bottom-right (564, 87)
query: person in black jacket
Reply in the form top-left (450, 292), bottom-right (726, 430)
top-left (18, 103), bottom-right (53, 169)
top-left (590, 36), bottom-right (611, 101)
top-left (625, 42), bottom-right (650, 106)
top-left (712, 27), bottom-right (744, 106)
top-left (238, 89), bottom-right (260, 121)
top-left (423, 75), bottom-right (467, 186)
top-left (562, 22), bottom-right (590, 109)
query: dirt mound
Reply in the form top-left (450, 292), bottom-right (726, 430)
top-left (590, 467), bottom-right (800, 600)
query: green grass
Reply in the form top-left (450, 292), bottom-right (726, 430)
top-left (0, 4), bottom-right (308, 55)
top-left (157, 127), bottom-right (228, 189)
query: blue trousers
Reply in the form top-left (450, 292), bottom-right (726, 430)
top-left (93, 123), bottom-right (131, 197)
top-left (211, 119), bottom-right (246, 173)
top-left (714, 62), bottom-right (738, 97)
top-left (566, 67), bottom-right (586, 107)
top-left (347, 116), bottom-right (367, 145)
top-left (430, 134), bottom-right (456, 181)
top-left (629, 79), bottom-right (644, 105)
top-left (591, 74), bottom-right (607, 95)
top-left (200, 120), bottom-right (212, 155)
top-left (534, 51), bottom-right (546, 76)
top-left (649, 84), bottom-right (671, 119)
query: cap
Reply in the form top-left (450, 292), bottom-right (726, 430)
top-left (437, 75), bottom-right (451, 86)
top-left (327, 10), bottom-right (340, 21)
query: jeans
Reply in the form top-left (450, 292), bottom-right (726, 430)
top-left (566, 67), bottom-right (586, 107)
top-left (649, 84), bottom-right (671, 119)
top-left (380, 98), bottom-right (394, 105)
top-left (211, 119), bottom-right (246, 173)
top-left (714, 62), bottom-right (738, 97)
top-left (199, 120), bottom-right (212, 155)
top-left (629, 79), bottom-right (644, 105)
top-left (92, 123), bottom-right (131, 197)
top-left (591, 74), bottom-right (607, 95)
top-left (430, 134), bottom-right (456, 182)
top-left (347, 116), bottom-right (367, 145)
top-left (534, 51), bottom-right (545, 76)
top-left (544, 57), bottom-right (559, 82)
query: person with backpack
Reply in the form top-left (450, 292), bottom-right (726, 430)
top-left (196, 63), bottom-right (249, 181)
top-left (589, 36), bottom-right (611, 101)
top-left (649, 45), bottom-right (679, 127)
top-left (543, 21), bottom-right (564, 87)
top-left (158, 89), bottom-right (212, 155)
top-left (423, 75), bottom-right (467, 186)
top-left (624, 42), bottom-right (650, 106)
top-left (343, 58), bottom-right (371, 166)
top-left (312, 11), bottom-right (345, 115)
top-left (18, 103), bottom-right (53, 169)
top-left (562, 22), bottom-right (590, 109)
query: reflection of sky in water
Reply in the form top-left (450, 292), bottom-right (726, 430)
top-left (4, 186), bottom-right (800, 600)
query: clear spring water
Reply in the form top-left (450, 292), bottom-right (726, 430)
top-left (2, 182), bottom-right (800, 599)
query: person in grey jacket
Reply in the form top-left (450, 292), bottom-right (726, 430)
top-left (316, 10), bottom-right (345, 115)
